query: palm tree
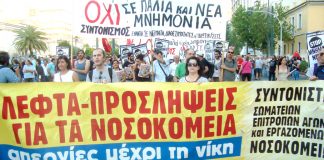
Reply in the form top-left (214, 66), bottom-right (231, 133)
top-left (13, 25), bottom-right (47, 56)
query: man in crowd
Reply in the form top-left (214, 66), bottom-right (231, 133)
top-left (220, 48), bottom-right (237, 81)
top-left (212, 50), bottom-right (222, 82)
top-left (86, 48), bottom-right (119, 83)
top-left (174, 49), bottom-right (195, 81)
top-left (73, 50), bottom-right (90, 81)
top-left (0, 51), bottom-right (19, 83)
top-left (169, 55), bottom-right (180, 77)
top-left (310, 48), bottom-right (324, 80)
top-left (196, 52), bottom-right (210, 78)
top-left (152, 50), bottom-right (170, 82)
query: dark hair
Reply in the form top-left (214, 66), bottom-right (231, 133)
top-left (136, 53), bottom-right (144, 61)
top-left (0, 51), bottom-right (10, 65)
top-left (56, 55), bottom-right (71, 71)
top-left (134, 49), bottom-right (141, 53)
top-left (278, 57), bottom-right (286, 66)
top-left (185, 56), bottom-right (204, 76)
top-left (112, 60), bottom-right (121, 70)
top-left (78, 50), bottom-right (85, 54)
top-left (214, 49), bottom-right (221, 54)
top-left (154, 50), bottom-right (163, 55)
top-left (37, 59), bottom-right (42, 65)
top-left (156, 41), bottom-right (163, 46)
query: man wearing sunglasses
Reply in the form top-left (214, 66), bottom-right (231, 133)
top-left (220, 48), bottom-right (237, 81)
top-left (310, 48), bottom-right (324, 80)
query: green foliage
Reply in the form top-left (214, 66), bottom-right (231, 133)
top-left (13, 25), bottom-right (47, 55)
top-left (226, 23), bottom-right (243, 55)
top-left (230, 3), bottom-right (293, 54)
top-left (299, 60), bottom-right (308, 73)
top-left (58, 40), bottom-right (71, 47)
top-left (83, 44), bottom-right (95, 57)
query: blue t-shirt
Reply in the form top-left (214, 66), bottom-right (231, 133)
top-left (0, 66), bottom-right (19, 83)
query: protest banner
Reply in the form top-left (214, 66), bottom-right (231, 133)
top-left (56, 46), bottom-right (70, 58)
top-left (306, 31), bottom-right (324, 77)
top-left (119, 44), bottom-right (134, 63)
top-left (73, 0), bottom-right (228, 40)
top-left (0, 81), bottom-right (323, 160)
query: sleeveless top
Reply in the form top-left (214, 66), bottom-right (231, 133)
top-left (76, 60), bottom-right (87, 81)
top-left (277, 66), bottom-right (288, 81)
top-left (54, 70), bottom-right (74, 82)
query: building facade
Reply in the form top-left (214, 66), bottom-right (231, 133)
top-left (283, 0), bottom-right (324, 58)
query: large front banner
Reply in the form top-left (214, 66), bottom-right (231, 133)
top-left (73, 0), bottom-right (227, 40)
top-left (0, 81), bottom-right (323, 160)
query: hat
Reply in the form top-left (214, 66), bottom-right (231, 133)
top-left (196, 52), bottom-right (204, 57)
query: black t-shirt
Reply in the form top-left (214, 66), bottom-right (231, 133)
top-left (123, 60), bottom-right (134, 68)
top-left (200, 58), bottom-right (209, 78)
top-left (269, 60), bottom-right (277, 72)
top-left (315, 65), bottom-right (324, 80)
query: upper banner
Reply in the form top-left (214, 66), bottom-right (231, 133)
top-left (0, 81), bottom-right (323, 160)
top-left (73, 0), bottom-right (228, 40)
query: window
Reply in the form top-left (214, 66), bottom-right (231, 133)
top-left (284, 44), bottom-right (286, 55)
top-left (298, 42), bottom-right (301, 53)
top-left (298, 13), bottom-right (302, 29)
top-left (291, 43), bottom-right (294, 54)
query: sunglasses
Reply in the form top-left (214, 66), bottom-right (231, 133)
top-left (188, 63), bottom-right (198, 67)
top-left (228, 51), bottom-right (234, 54)
top-left (319, 52), bottom-right (324, 56)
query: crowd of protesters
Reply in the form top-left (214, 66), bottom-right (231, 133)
top-left (0, 47), bottom-right (323, 83)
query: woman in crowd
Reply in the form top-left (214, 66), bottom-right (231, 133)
top-left (133, 54), bottom-right (151, 82)
top-left (23, 59), bottom-right (37, 82)
top-left (12, 59), bottom-right (22, 81)
top-left (239, 56), bottom-right (253, 81)
top-left (179, 56), bottom-right (208, 83)
top-left (276, 57), bottom-right (290, 81)
top-left (112, 59), bottom-right (126, 82)
top-left (53, 56), bottom-right (79, 82)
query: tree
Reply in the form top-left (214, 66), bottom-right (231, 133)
top-left (231, 3), bottom-right (293, 55)
top-left (58, 40), bottom-right (71, 47)
top-left (13, 25), bottom-right (47, 56)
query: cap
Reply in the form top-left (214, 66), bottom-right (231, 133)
top-left (196, 52), bottom-right (204, 57)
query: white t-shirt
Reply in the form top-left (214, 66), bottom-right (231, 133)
top-left (169, 62), bottom-right (179, 76)
top-left (54, 70), bottom-right (74, 82)
top-left (179, 76), bottom-right (209, 83)
top-left (255, 59), bottom-right (263, 69)
top-left (212, 59), bottom-right (221, 77)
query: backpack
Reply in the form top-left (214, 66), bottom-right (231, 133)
top-left (88, 67), bottom-right (113, 82)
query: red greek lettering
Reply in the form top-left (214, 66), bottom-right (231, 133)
top-left (186, 117), bottom-right (202, 138)
top-left (183, 90), bottom-right (203, 113)
top-left (85, 1), bottom-right (100, 23)
top-left (17, 96), bottom-right (29, 119)
top-left (138, 118), bottom-right (152, 139)
top-left (124, 118), bottom-right (136, 139)
top-left (226, 88), bottom-right (237, 110)
top-left (53, 93), bottom-right (65, 116)
top-left (153, 118), bottom-right (167, 139)
top-left (204, 116), bottom-right (214, 137)
top-left (115, 4), bottom-right (120, 25)
top-left (205, 89), bottom-right (216, 112)
top-left (218, 88), bottom-right (224, 111)
top-left (90, 92), bottom-right (104, 115)
top-left (30, 94), bottom-right (52, 118)
top-left (216, 115), bottom-right (222, 136)
top-left (168, 90), bottom-right (181, 113)
top-left (67, 93), bottom-right (81, 116)
top-left (108, 118), bottom-right (122, 140)
top-left (138, 91), bottom-right (150, 113)
top-left (70, 120), bottom-right (83, 142)
top-left (25, 123), bottom-right (32, 146)
top-left (152, 91), bottom-right (166, 114)
top-left (91, 119), bottom-right (105, 141)
top-left (105, 91), bottom-right (119, 114)
top-left (33, 122), bottom-right (48, 145)
top-left (224, 114), bottom-right (236, 135)
top-left (55, 120), bottom-right (67, 143)
top-left (12, 123), bottom-right (22, 144)
top-left (169, 117), bottom-right (183, 139)
top-left (122, 91), bottom-right (136, 114)
top-left (2, 96), bottom-right (17, 119)
top-left (100, 3), bottom-right (113, 24)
